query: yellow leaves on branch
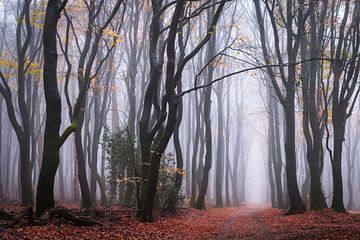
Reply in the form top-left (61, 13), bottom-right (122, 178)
top-left (159, 166), bottom-right (187, 176)
top-left (237, 35), bottom-right (248, 43)
top-left (103, 28), bottom-right (125, 47)
top-left (26, 61), bottom-right (42, 80)
top-left (30, 9), bottom-right (45, 30)
top-left (0, 57), bottom-right (42, 81)
top-left (0, 58), bottom-right (17, 69)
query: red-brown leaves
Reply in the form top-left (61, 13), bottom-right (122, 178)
top-left (0, 204), bottom-right (360, 239)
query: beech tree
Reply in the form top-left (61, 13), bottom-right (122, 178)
top-left (298, 0), bottom-right (328, 210)
top-left (64, 0), bottom-right (125, 208)
top-left (36, 0), bottom-right (126, 215)
top-left (35, 0), bottom-right (69, 216)
top-left (327, 0), bottom-right (360, 212)
top-left (0, 0), bottom-right (41, 206)
top-left (138, 0), bottom-right (227, 221)
top-left (253, 0), bottom-right (306, 213)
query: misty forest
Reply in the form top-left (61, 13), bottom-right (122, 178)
top-left (0, 0), bottom-right (360, 239)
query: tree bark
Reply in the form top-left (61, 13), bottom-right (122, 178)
top-left (36, 0), bottom-right (68, 216)
top-left (215, 82), bottom-right (224, 208)
top-left (195, 12), bottom-right (216, 208)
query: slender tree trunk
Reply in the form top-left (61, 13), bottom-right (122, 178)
top-left (301, 146), bottom-right (310, 201)
top-left (215, 83), bottom-right (224, 208)
top-left (284, 102), bottom-right (305, 214)
top-left (4, 132), bottom-right (12, 198)
top-left (185, 97), bottom-right (192, 198)
top-left (225, 83), bottom-right (231, 206)
top-left (232, 87), bottom-right (242, 205)
top-left (190, 93), bottom-right (201, 207)
top-left (346, 129), bottom-right (356, 209)
top-left (268, 92), bottom-right (276, 207)
top-left (164, 96), bottom-right (184, 213)
top-left (75, 124), bottom-right (92, 209)
top-left (272, 100), bottom-right (284, 208)
top-left (268, 152), bottom-right (276, 207)
top-left (124, 1), bottom-right (139, 205)
top-left (194, 10), bottom-right (216, 209)
top-left (194, 86), bottom-right (212, 210)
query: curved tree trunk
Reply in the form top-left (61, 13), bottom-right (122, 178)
top-left (36, 0), bottom-right (65, 216)
top-left (75, 124), bottom-right (92, 209)
top-left (194, 10), bottom-right (216, 209)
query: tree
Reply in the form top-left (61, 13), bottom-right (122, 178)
top-left (36, 0), bottom-right (69, 216)
top-left (163, 19), bottom-right (186, 213)
top-left (123, 0), bottom-right (146, 205)
top-left (37, 0), bottom-right (126, 215)
top-left (190, 89), bottom-right (204, 207)
top-left (344, 120), bottom-right (360, 209)
top-left (327, 0), bottom-right (360, 212)
top-left (138, 0), bottom-right (227, 221)
top-left (63, 0), bottom-right (125, 208)
top-left (0, 0), bottom-right (38, 206)
top-left (194, 6), bottom-right (217, 210)
top-left (253, 0), bottom-right (306, 214)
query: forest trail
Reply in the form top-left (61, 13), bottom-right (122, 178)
top-left (208, 206), bottom-right (360, 240)
top-left (212, 205), bottom-right (271, 239)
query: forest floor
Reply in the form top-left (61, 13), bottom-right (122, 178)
top-left (0, 203), bottom-right (360, 239)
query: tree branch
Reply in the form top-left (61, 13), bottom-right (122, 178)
top-left (177, 58), bottom-right (335, 98)
top-left (59, 119), bottom-right (78, 147)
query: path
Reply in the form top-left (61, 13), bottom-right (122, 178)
top-left (203, 205), bottom-right (360, 240)
top-left (211, 205), bottom-right (272, 240)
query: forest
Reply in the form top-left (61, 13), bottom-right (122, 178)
top-left (0, 0), bottom-right (360, 239)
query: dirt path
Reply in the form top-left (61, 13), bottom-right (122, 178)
top-left (210, 206), bottom-right (272, 240)
top-left (207, 206), bottom-right (360, 240)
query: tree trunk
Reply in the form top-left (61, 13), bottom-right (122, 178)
top-left (190, 93), bottom-right (202, 207)
top-left (58, 154), bottom-right (65, 200)
top-left (284, 102), bottom-right (305, 214)
top-left (231, 89), bottom-right (242, 205)
top-left (215, 83), bottom-right (224, 208)
top-left (185, 97), bottom-right (192, 198)
top-left (194, 89), bottom-right (212, 210)
top-left (164, 99), bottom-right (184, 213)
top-left (225, 83), bottom-right (231, 207)
top-left (268, 92), bottom-right (276, 208)
top-left (75, 127), bottom-right (92, 209)
top-left (194, 11), bottom-right (216, 209)
top-left (331, 125), bottom-right (346, 212)
top-left (73, 137), bottom-right (80, 203)
top-left (36, 0), bottom-right (64, 216)
top-left (273, 100), bottom-right (284, 208)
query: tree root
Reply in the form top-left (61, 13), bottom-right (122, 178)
top-left (47, 207), bottom-right (99, 226)
top-left (0, 206), bottom-right (102, 228)
top-left (0, 208), bottom-right (15, 220)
